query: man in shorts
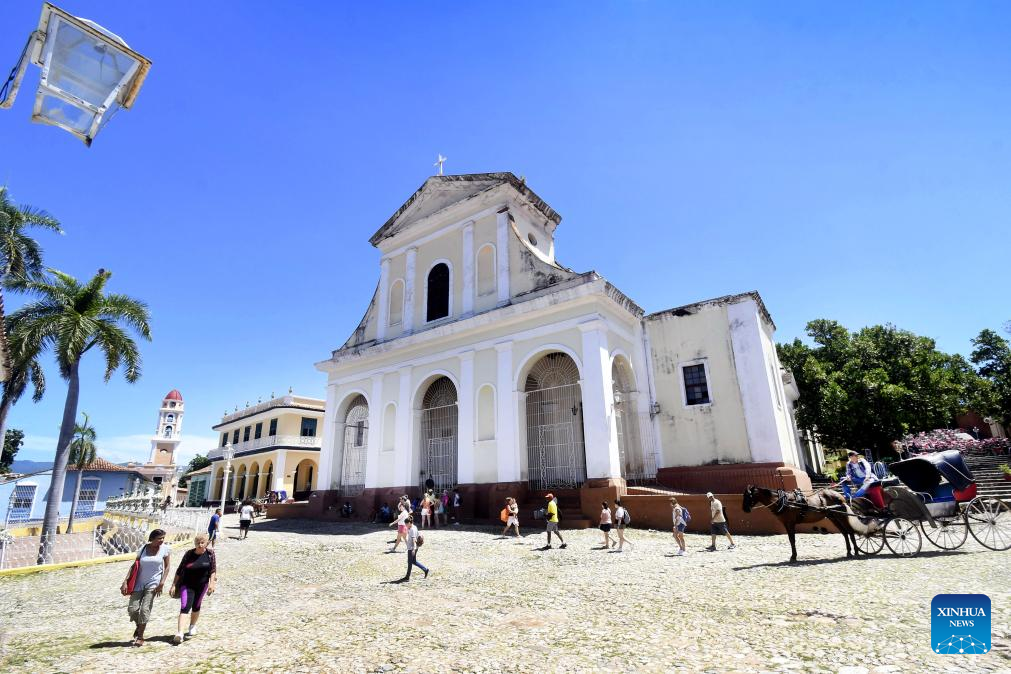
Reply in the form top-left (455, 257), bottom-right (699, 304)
top-left (705, 492), bottom-right (735, 551)
top-left (543, 494), bottom-right (566, 550)
top-left (238, 500), bottom-right (255, 540)
top-left (207, 508), bottom-right (222, 548)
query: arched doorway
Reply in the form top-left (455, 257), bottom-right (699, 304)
top-left (524, 352), bottom-right (586, 489)
top-left (248, 461), bottom-right (260, 499)
top-left (292, 459), bottom-right (317, 500)
top-left (612, 356), bottom-right (656, 484)
top-left (340, 395), bottom-right (369, 496)
top-left (212, 467), bottom-right (225, 500)
top-left (419, 376), bottom-right (458, 491)
top-left (263, 461), bottom-right (274, 498)
top-left (234, 465), bottom-right (247, 500)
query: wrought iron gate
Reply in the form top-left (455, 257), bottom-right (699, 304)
top-left (340, 395), bottom-right (368, 496)
top-left (525, 382), bottom-right (587, 490)
top-left (420, 377), bottom-right (458, 491)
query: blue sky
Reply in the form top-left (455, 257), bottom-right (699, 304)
top-left (2, 2), bottom-right (1008, 465)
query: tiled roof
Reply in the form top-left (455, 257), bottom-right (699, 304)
top-left (67, 457), bottom-right (135, 472)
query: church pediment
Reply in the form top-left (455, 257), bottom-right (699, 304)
top-left (369, 172), bottom-right (561, 247)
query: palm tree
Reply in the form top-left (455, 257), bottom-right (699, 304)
top-left (0, 186), bottom-right (63, 281)
top-left (66, 412), bottom-right (97, 534)
top-left (8, 269), bottom-right (150, 563)
top-left (0, 319), bottom-right (46, 449)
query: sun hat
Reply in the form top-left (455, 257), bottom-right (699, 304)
top-left (705, 492), bottom-right (714, 498)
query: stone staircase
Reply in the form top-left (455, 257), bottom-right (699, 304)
top-left (964, 454), bottom-right (1011, 503)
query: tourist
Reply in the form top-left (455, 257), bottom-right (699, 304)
top-left (238, 499), bottom-right (255, 540)
top-left (543, 493), bottom-right (566, 549)
top-left (501, 497), bottom-right (520, 537)
top-left (341, 501), bottom-right (354, 518)
top-left (207, 508), bottom-right (222, 549)
top-left (599, 500), bottom-right (616, 549)
top-left (121, 528), bottom-right (171, 647)
top-left (388, 502), bottom-right (410, 552)
top-left (705, 492), bottom-right (735, 551)
top-left (439, 489), bottom-right (450, 525)
top-left (613, 498), bottom-right (632, 551)
top-left (670, 498), bottom-right (687, 556)
top-left (422, 490), bottom-right (437, 529)
top-left (168, 533), bottom-right (217, 644)
top-left (379, 502), bottom-right (392, 523)
top-left (402, 515), bottom-right (429, 581)
top-left (451, 489), bottom-right (462, 524)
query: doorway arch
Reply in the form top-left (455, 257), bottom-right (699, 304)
top-left (524, 352), bottom-right (586, 489)
top-left (340, 394), bottom-right (369, 496)
top-left (419, 376), bottom-right (458, 491)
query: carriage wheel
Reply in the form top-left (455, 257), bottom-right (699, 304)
top-left (884, 518), bottom-right (921, 557)
top-left (855, 529), bottom-right (884, 555)
top-left (920, 514), bottom-right (968, 550)
top-left (966, 498), bottom-right (1011, 551)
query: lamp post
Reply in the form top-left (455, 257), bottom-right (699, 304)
top-left (0, 2), bottom-right (151, 145)
top-left (220, 443), bottom-right (235, 513)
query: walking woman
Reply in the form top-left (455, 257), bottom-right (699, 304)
top-left (121, 528), bottom-right (171, 647)
top-left (671, 498), bottom-right (687, 556)
top-left (401, 515), bottom-right (429, 581)
top-left (421, 491), bottom-right (435, 529)
top-left (613, 498), bottom-right (633, 551)
top-left (501, 497), bottom-right (521, 537)
top-left (169, 533), bottom-right (217, 644)
top-left (388, 501), bottom-right (410, 552)
top-left (599, 500), bottom-right (616, 549)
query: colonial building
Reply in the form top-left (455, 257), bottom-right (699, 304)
top-left (206, 393), bottom-right (325, 502)
top-left (124, 390), bottom-right (183, 498)
top-left (310, 172), bottom-right (809, 521)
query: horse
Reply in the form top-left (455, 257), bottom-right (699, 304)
top-left (742, 485), bottom-right (865, 563)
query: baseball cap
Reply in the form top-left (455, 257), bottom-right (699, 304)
top-left (545, 493), bottom-right (554, 500)
top-left (847, 450), bottom-right (859, 456)
top-left (705, 492), bottom-right (714, 498)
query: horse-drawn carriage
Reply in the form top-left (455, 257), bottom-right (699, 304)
top-left (848, 450), bottom-right (1011, 557)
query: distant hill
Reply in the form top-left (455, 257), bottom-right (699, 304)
top-left (9, 460), bottom-right (53, 474)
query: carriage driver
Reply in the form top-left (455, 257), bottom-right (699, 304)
top-left (840, 450), bottom-right (882, 508)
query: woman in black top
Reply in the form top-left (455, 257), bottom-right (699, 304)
top-left (168, 533), bottom-right (217, 644)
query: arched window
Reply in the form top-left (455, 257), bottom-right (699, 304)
top-left (476, 244), bottom-right (496, 297)
top-left (164, 425), bottom-right (173, 437)
top-left (166, 414), bottom-right (175, 423)
top-left (426, 263), bottom-right (450, 322)
top-left (388, 279), bottom-right (404, 326)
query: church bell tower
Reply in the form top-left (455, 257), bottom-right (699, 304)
top-left (150, 389), bottom-right (184, 466)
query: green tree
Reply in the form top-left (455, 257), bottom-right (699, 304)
top-left (2, 428), bottom-right (24, 473)
top-left (970, 327), bottom-right (1011, 427)
top-left (778, 320), bottom-right (980, 457)
top-left (0, 322), bottom-right (47, 453)
top-left (179, 454), bottom-right (211, 488)
top-left (8, 269), bottom-right (150, 562)
top-left (0, 186), bottom-right (63, 280)
top-left (66, 413), bottom-right (97, 533)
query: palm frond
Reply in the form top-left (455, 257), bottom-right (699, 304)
top-left (100, 293), bottom-right (152, 340)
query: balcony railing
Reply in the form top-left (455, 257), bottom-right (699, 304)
top-left (207, 434), bottom-right (321, 460)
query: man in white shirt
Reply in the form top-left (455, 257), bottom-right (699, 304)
top-left (705, 492), bottom-right (735, 551)
top-left (238, 500), bottom-right (255, 540)
top-left (402, 516), bottom-right (429, 582)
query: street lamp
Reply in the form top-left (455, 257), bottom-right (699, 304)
top-left (219, 443), bottom-right (235, 512)
top-left (0, 2), bottom-right (151, 146)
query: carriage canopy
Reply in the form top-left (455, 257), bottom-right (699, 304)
top-left (889, 450), bottom-right (975, 493)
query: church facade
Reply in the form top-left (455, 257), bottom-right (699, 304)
top-left (310, 173), bottom-right (809, 521)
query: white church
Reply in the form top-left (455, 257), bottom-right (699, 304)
top-left (309, 172), bottom-right (815, 521)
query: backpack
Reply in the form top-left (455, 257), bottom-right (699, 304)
top-left (416, 533), bottom-right (424, 548)
top-left (621, 508), bottom-right (631, 525)
top-left (500, 507), bottom-right (509, 523)
top-left (681, 507), bottom-right (692, 525)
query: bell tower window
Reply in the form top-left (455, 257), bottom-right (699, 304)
top-left (426, 262), bottom-right (450, 322)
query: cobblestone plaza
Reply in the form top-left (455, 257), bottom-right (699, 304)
top-left (1, 515), bottom-right (1008, 673)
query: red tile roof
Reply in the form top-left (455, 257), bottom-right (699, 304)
top-left (67, 457), bottom-right (135, 472)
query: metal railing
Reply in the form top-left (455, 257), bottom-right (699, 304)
top-left (207, 434), bottom-right (322, 460)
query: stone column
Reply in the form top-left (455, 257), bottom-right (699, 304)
top-left (462, 221), bottom-right (475, 317)
top-left (365, 374), bottom-right (384, 488)
top-left (395, 366), bottom-right (413, 487)
top-left (273, 449), bottom-right (288, 493)
top-left (316, 382), bottom-right (339, 491)
top-left (403, 247), bottom-right (417, 333)
top-left (457, 350), bottom-right (476, 484)
top-left (579, 320), bottom-right (622, 479)
top-left (495, 341), bottom-right (519, 482)
top-left (376, 257), bottom-right (391, 341)
top-left (495, 209), bottom-right (511, 306)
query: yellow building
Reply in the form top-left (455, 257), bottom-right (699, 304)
top-left (207, 393), bottom-right (324, 503)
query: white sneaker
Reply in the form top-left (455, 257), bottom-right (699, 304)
top-left (187, 625), bottom-right (198, 637)
top-left (676, 549), bottom-right (685, 556)
top-left (172, 633), bottom-right (183, 645)
top-left (728, 544), bottom-right (737, 550)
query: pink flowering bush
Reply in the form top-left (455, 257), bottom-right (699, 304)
top-left (901, 429), bottom-right (1011, 456)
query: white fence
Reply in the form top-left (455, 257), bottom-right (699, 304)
top-left (0, 501), bottom-right (213, 571)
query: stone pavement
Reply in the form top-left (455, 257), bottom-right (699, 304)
top-left (0, 514), bottom-right (1008, 673)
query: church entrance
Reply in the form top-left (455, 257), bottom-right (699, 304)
top-left (419, 377), bottom-right (458, 492)
top-left (612, 356), bottom-right (657, 485)
top-left (524, 353), bottom-right (587, 490)
top-left (340, 395), bottom-right (369, 496)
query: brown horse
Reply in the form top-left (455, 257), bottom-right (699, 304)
top-left (742, 485), bottom-right (864, 562)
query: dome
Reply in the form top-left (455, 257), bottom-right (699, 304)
top-left (164, 389), bottom-right (183, 401)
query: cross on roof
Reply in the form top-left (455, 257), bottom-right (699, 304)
top-left (434, 154), bottom-right (447, 176)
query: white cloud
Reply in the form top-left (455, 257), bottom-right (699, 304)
top-left (20, 433), bottom-right (219, 466)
